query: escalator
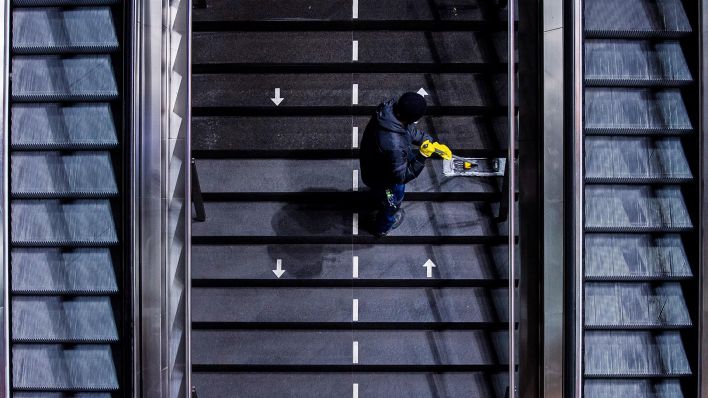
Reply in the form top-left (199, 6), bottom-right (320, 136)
top-left (191, 1), bottom-right (516, 396)
top-left (581, 0), bottom-right (700, 396)
top-left (8, 1), bottom-right (127, 396)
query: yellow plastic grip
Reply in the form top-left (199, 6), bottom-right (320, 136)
top-left (420, 140), bottom-right (453, 160)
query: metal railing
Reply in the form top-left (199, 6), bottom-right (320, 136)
top-left (507, 0), bottom-right (517, 395)
top-left (572, 0), bottom-right (584, 395)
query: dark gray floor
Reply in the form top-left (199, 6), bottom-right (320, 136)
top-left (192, 1), bottom-right (513, 396)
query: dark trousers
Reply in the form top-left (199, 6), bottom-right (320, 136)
top-left (373, 183), bottom-right (406, 233)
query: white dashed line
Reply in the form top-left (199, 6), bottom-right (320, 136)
top-left (353, 341), bottom-right (359, 364)
top-left (353, 383), bottom-right (359, 398)
top-left (353, 169), bottom-right (359, 191)
top-left (353, 213), bottom-right (359, 235)
top-left (352, 0), bottom-right (358, 19)
top-left (352, 126), bottom-right (359, 148)
top-left (352, 40), bottom-right (359, 61)
top-left (352, 83), bottom-right (359, 105)
top-left (353, 256), bottom-right (359, 278)
top-left (353, 299), bottom-right (359, 321)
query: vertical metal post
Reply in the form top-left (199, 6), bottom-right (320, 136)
top-left (186, 0), bottom-right (193, 394)
top-left (572, 0), bottom-right (584, 395)
top-left (0, 0), bottom-right (9, 394)
top-left (507, 0), bottom-right (517, 396)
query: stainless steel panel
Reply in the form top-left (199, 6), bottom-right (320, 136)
top-left (543, 25), bottom-right (565, 398)
top-left (508, 0), bottom-right (517, 395)
top-left (572, 0), bottom-right (584, 396)
top-left (131, 0), bottom-right (191, 396)
top-left (701, 0), bottom-right (708, 395)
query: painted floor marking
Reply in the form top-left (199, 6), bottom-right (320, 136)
top-left (353, 256), bottom-right (359, 278)
top-left (353, 341), bottom-right (359, 364)
top-left (353, 40), bottom-right (359, 61)
top-left (353, 298), bottom-right (359, 321)
top-left (353, 169), bottom-right (359, 191)
top-left (352, 83), bottom-right (359, 105)
top-left (353, 126), bottom-right (359, 148)
top-left (353, 0), bottom-right (358, 18)
top-left (353, 213), bottom-right (359, 235)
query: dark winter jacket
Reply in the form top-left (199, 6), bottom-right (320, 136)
top-left (359, 99), bottom-right (433, 189)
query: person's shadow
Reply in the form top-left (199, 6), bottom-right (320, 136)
top-left (267, 188), bottom-right (376, 278)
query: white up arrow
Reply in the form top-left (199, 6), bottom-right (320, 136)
top-left (271, 88), bottom-right (284, 106)
top-left (423, 259), bottom-right (436, 278)
top-left (273, 259), bottom-right (285, 278)
top-left (417, 88), bottom-right (429, 97)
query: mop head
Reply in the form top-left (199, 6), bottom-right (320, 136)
top-left (443, 156), bottom-right (506, 177)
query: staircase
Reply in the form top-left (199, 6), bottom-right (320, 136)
top-left (582, 0), bottom-right (700, 396)
top-left (191, 0), bottom-right (515, 397)
top-left (8, 1), bottom-right (125, 396)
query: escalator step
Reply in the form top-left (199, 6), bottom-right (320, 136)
top-left (192, 287), bottom-right (508, 325)
top-left (12, 296), bottom-right (118, 342)
top-left (12, 7), bottom-right (118, 54)
top-left (14, 394), bottom-right (113, 398)
top-left (13, 0), bottom-right (119, 5)
top-left (193, 73), bottom-right (506, 108)
top-left (192, 329), bottom-right (508, 366)
top-left (192, 116), bottom-right (507, 156)
top-left (192, 243), bottom-right (509, 282)
top-left (11, 104), bottom-right (118, 150)
top-left (584, 331), bottom-right (691, 377)
top-left (191, 201), bottom-right (506, 238)
top-left (12, 345), bottom-right (118, 390)
top-left (11, 56), bottom-right (118, 102)
top-left (194, 372), bottom-right (508, 398)
top-left (585, 137), bottom-right (692, 183)
top-left (11, 200), bottom-right (118, 246)
top-left (194, 31), bottom-right (508, 65)
top-left (585, 234), bottom-right (691, 280)
top-left (584, 282), bottom-right (691, 328)
top-left (12, 152), bottom-right (118, 198)
top-left (584, 88), bottom-right (692, 135)
top-left (195, 159), bottom-right (499, 195)
top-left (193, 0), bottom-right (497, 23)
top-left (584, 185), bottom-right (692, 232)
top-left (11, 248), bottom-right (118, 294)
top-left (584, 0), bottom-right (691, 38)
top-left (584, 379), bottom-right (683, 398)
top-left (585, 40), bottom-right (691, 86)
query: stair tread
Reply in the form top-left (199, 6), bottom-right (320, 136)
top-left (193, 31), bottom-right (508, 64)
top-left (192, 244), bottom-right (509, 280)
top-left (196, 159), bottom-right (499, 194)
top-left (192, 287), bottom-right (508, 324)
top-left (193, 0), bottom-right (503, 23)
top-left (192, 116), bottom-right (507, 154)
top-left (192, 201), bottom-right (507, 238)
top-left (193, 372), bottom-right (508, 398)
top-left (193, 73), bottom-right (506, 108)
top-left (192, 329), bottom-right (508, 365)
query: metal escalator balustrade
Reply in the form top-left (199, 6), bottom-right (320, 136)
top-left (8, 0), bottom-right (126, 395)
top-left (581, 0), bottom-right (700, 396)
top-left (191, 1), bottom-right (517, 396)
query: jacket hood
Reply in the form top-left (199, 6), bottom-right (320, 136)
top-left (376, 99), bottom-right (407, 134)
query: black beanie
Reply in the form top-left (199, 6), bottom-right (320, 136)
top-left (395, 92), bottom-right (427, 122)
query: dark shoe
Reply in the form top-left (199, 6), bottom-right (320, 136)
top-left (391, 208), bottom-right (405, 230)
top-left (373, 209), bottom-right (405, 237)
